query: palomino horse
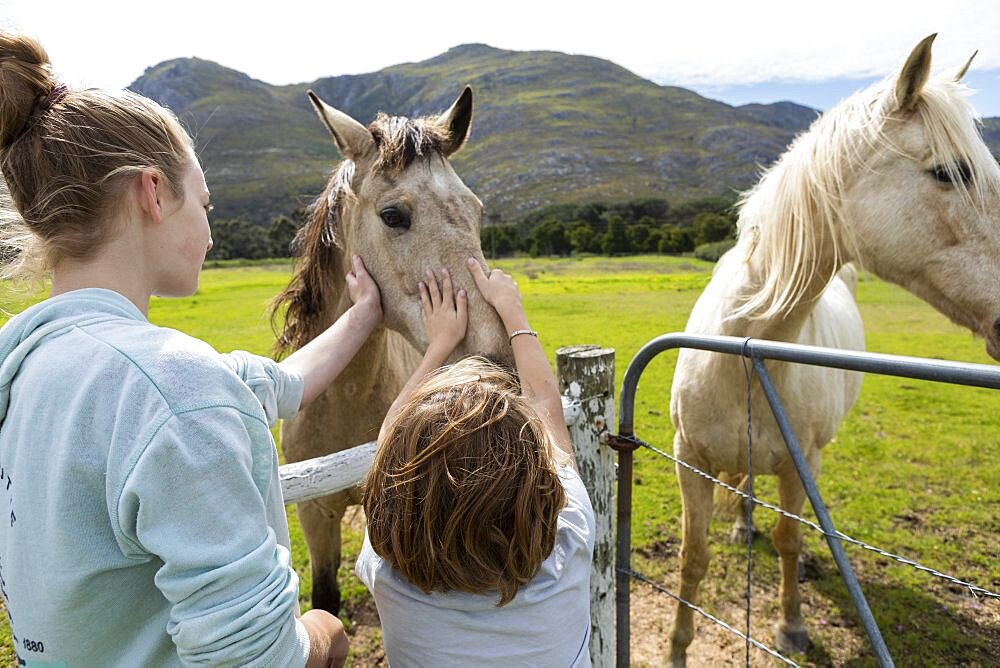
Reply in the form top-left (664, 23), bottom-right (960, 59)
top-left (272, 87), bottom-right (509, 613)
top-left (669, 34), bottom-right (1000, 663)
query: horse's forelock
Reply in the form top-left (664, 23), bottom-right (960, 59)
top-left (859, 76), bottom-right (998, 208)
top-left (368, 113), bottom-right (449, 174)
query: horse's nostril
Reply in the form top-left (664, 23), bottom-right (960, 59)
top-left (993, 317), bottom-right (1000, 341)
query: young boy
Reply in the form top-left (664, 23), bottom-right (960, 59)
top-left (358, 259), bottom-right (596, 666)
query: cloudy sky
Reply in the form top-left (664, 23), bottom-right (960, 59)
top-left (3, 0), bottom-right (999, 114)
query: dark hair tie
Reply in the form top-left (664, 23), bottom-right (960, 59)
top-left (4, 83), bottom-right (70, 147)
top-left (36, 83), bottom-right (69, 113)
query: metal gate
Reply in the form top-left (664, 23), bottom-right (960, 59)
top-left (611, 333), bottom-right (1000, 667)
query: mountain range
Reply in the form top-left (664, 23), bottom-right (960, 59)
top-left (127, 44), bottom-right (1000, 226)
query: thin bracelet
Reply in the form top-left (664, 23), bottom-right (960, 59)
top-left (509, 329), bottom-right (539, 344)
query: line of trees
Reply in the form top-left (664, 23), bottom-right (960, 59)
top-left (206, 194), bottom-right (740, 261)
top-left (481, 195), bottom-right (739, 259)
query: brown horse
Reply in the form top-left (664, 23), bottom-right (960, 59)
top-left (272, 87), bottom-right (509, 613)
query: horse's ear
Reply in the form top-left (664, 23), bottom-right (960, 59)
top-left (954, 50), bottom-right (977, 82)
top-left (437, 86), bottom-right (473, 157)
top-left (307, 90), bottom-right (376, 161)
top-left (895, 33), bottom-right (935, 112)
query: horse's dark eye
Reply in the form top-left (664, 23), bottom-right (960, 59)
top-left (929, 160), bottom-right (972, 186)
top-left (379, 206), bottom-right (410, 230)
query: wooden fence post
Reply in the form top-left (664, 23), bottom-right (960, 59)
top-left (557, 345), bottom-right (616, 667)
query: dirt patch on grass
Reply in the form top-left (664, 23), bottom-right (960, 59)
top-left (337, 507), bottom-right (999, 666)
top-left (340, 540), bottom-right (1000, 667)
top-left (342, 595), bottom-right (386, 667)
top-left (340, 575), bottom-right (830, 667)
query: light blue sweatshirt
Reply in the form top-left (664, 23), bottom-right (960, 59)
top-left (0, 288), bottom-right (310, 667)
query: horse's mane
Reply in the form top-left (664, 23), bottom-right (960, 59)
top-left (270, 112), bottom-right (452, 356)
top-left (731, 73), bottom-right (999, 321)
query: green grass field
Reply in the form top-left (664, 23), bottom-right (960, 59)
top-left (0, 256), bottom-right (997, 665)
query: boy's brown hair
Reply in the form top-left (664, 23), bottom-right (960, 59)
top-left (364, 357), bottom-right (567, 606)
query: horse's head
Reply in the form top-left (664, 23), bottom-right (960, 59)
top-left (782, 34), bottom-right (1000, 360)
top-left (275, 87), bottom-right (509, 364)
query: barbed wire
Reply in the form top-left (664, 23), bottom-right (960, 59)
top-left (621, 567), bottom-right (799, 667)
top-left (628, 435), bottom-right (1000, 601)
top-left (562, 392), bottom-right (609, 408)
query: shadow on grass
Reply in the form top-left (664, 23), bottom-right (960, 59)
top-left (803, 554), bottom-right (999, 666)
top-left (627, 526), bottom-right (998, 666)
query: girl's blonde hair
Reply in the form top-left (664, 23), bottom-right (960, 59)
top-left (0, 31), bottom-right (192, 281)
top-left (364, 357), bottom-right (566, 606)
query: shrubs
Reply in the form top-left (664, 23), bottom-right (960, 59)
top-left (209, 216), bottom-right (299, 260)
top-left (693, 239), bottom-right (736, 262)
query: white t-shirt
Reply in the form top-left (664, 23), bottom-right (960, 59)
top-left (356, 466), bottom-right (596, 667)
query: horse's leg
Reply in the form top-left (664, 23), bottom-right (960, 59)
top-left (296, 491), bottom-right (350, 614)
top-left (772, 470), bottom-right (810, 654)
top-left (716, 472), bottom-right (755, 543)
top-left (668, 435), bottom-right (715, 668)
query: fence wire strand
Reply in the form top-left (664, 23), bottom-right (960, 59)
top-left (621, 567), bottom-right (799, 667)
top-left (625, 435), bottom-right (1000, 601)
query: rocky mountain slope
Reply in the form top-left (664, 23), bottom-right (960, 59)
top-left (129, 44), bottom-right (998, 226)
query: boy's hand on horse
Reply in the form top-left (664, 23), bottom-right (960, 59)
top-left (466, 258), bottom-right (527, 329)
top-left (380, 267), bottom-right (468, 441)
top-left (419, 268), bottom-right (468, 359)
top-left (466, 258), bottom-right (575, 470)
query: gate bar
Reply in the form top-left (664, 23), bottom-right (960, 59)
top-left (614, 333), bottom-right (1000, 666)
top-left (751, 356), bottom-right (892, 667)
top-left (621, 335), bottom-right (1000, 432)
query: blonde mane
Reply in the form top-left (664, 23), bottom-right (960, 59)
top-left (732, 73), bottom-right (998, 321)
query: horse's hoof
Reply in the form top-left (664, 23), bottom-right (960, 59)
top-left (775, 624), bottom-right (811, 654)
top-left (729, 524), bottom-right (756, 544)
top-left (667, 651), bottom-right (687, 668)
top-left (798, 553), bottom-right (822, 581)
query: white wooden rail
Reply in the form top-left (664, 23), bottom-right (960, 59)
top-left (277, 345), bottom-right (617, 667)
top-left (280, 441), bottom-right (377, 504)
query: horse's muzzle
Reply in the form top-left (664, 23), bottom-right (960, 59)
top-left (988, 316), bottom-right (1000, 361)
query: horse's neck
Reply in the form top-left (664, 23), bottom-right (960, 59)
top-left (722, 233), bottom-right (845, 342)
top-left (327, 291), bottom-right (410, 387)
top-left (320, 292), bottom-right (420, 431)
top-left (284, 298), bottom-right (420, 463)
